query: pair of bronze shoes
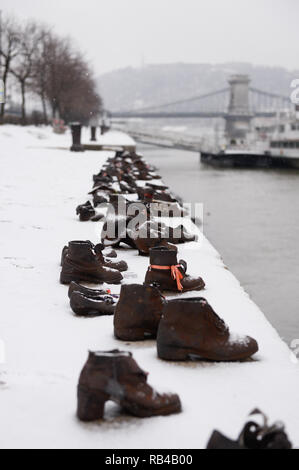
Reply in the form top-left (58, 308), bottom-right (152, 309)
top-left (114, 283), bottom-right (259, 362)
top-left (60, 240), bottom-right (127, 286)
top-left (68, 282), bottom-right (118, 317)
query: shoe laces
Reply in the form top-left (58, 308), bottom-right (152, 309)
top-left (199, 299), bottom-right (228, 334)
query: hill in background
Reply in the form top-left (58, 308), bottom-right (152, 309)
top-left (98, 62), bottom-right (298, 111)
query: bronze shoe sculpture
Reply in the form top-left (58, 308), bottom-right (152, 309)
top-left (70, 291), bottom-right (116, 317)
top-left (94, 244), bottom-right (128, 272)
top-left (207, 409), bottom-right (292, 449)
top-left (77, 350), bottom-right (181, 421)
top-left (114, 284), bottom-right (165, 341)
top-left (68, 281), bottom-right (117, 299)
top-left (61, 242), bottom-right (127, 273)
top-left (76, 201), bottom-right (96, 221)
top-left (60, 241), bottom-right (123, 285)
top-left (157, 297), bottom-right (258, 361)
top-left (145, 246), bottom-right (205, 292)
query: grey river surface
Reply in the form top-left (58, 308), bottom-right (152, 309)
top-left (140, 142), bottom-right (299, 344)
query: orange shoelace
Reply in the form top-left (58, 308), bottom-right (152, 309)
top-left (150, 264), bottom-right (184, 291)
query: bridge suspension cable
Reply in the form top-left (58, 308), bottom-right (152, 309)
top-left (249, 87), bottom-right (290, 102)
top-left (112, 84), bottom-right (292, 118)
top-left (122, 87), bottom-right (230, 114)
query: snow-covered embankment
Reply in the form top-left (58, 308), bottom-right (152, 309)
top-left (0, 125), bottom-right (298, 449)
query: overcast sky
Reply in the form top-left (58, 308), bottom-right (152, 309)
top-left (1, 0), bottom-right (298, 75)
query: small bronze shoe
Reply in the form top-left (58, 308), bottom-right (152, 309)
top-left (70, 291), bottom-right (116, 317)
top-left (76, 201), bottom-right (96, 221)
top-left (68, 281), bottom-right (112, 299)
top-left (207, 410), bottom-right (292, 449)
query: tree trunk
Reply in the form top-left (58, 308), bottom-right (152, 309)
top-left (0, 59), bottom-right (10, 121)
top-left (41, 93), bottom-right (48, 124)
top-left (21, 81), bottom-right (26, 125)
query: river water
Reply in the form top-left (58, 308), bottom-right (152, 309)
top-left (139, 141), bottom-right (299, 345)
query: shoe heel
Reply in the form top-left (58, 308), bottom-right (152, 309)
top-left (77, 386), bottom-right (108, 422)
top-left (157, 344), bottom-right (189, 361)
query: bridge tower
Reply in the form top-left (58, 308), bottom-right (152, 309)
top-left (225, 75), bottom-right (253, 143)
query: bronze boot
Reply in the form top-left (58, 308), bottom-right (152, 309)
top-left (77, 350), bottom-right (181, 421)
top-left (114, 284), bottom-right (165, 341)
top-left (70, 291), bottom-right (116, 317)
top-left (60, 241), bottom-right (123, 285)
top-left (94, 244), bottom-right (128, 272)
top-left (145, 246), bottom-right (205, 292)
top-left (62, 242), bottom-right (120, 267)
top-left (76, 201), bottom-right (95, 221)
top-left (60, 245), bottom-right (68, 266)
top-left (61, 240), bottom-right (96, 267)
top-left (157, 297), bottom-right (259, 361)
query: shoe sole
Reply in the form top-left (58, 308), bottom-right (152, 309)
top-left (71, 307), bottom-right (114, 317)
top-left (158, 284), bottom-right (205, 294)
top-left (60, 272), bottom-right (122, 285)
top-left (114, 327), bottom-right (157, 341)
top-left (77, 386), bottom-right (181, 421)
top-left (157, 344), bottom-right (257, 362)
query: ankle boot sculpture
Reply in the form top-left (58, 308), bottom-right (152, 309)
top-left (157, 297), bottom-right (258, 361)
top-left (145, 247), bottom-right (205, 292)
top-left (77, 350), bottom-right (181, 421)
top-left (207, 409), bottom-right (292, 449)
top-left (60, 241), bottom-right (123, 285)
top-left (114, 284), bottom-right (165, 341)
top-left (61, 243), bottom-right (123, 269)
top-left (70, 291), bottom-right (117, 317)
top-left (76, 201), bottom-right (95, 221)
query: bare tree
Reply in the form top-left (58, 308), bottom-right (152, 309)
top-left (56, 52), bottom-right (102, 123)
top-left (31, 27), bottom-right (52, 123)
top-left (0, 15), bottom-right (20, 120)
top-left (43, 36), bottom-right (102, 123)
top-left (10, 21), bottom-right (41, 124)
top-left (1, 13), bottom-right (102, 125)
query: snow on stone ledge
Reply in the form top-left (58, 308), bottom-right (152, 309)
top-left (83, 127), bottom-right (136, 147)
top-left (0, 125), bottom-right (298, 449)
